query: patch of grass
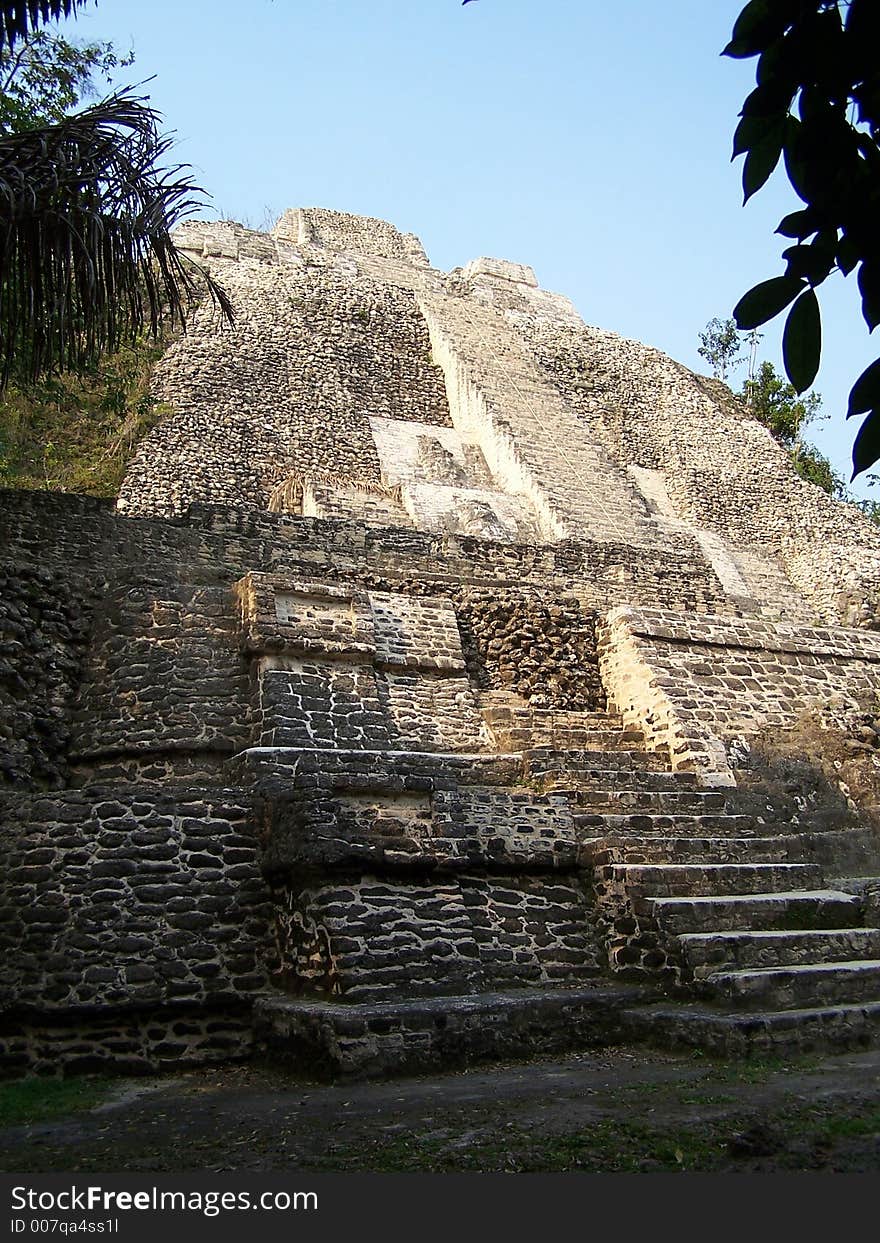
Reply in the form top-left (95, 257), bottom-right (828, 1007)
top-left (0, 335), bottom-right (171, 498)
top-left (681, 1091), bottom-right (736, 1106)
top-left (815, 1104), bottom-right (880, 1140)
top-left (711, 1055), bottom-right (821, 1085)
top-left (321, 1117), bottom-right (728, 1173)
top-left (0, 1077), bottom-right (114, 1128)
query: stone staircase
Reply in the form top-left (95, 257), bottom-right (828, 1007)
top-left (483, 694), bottom-right (880, 1051)
top-left (416, 287), bottom-right (674, 551)
top-left (252, 698), bottom-right (880, 1074)
top-left (532, 715), bottom-right (880, 1055)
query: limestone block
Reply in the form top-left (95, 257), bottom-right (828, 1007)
top-left (463, 257), bottom-right (538, 287)
top-left (235, 573), bottom-right (375, 661)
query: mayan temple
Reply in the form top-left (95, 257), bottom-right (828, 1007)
top-left (4, 207), bottom-right (880, 1077)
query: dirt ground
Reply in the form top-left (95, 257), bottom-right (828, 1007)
top-left (3, 1044), bottom-right (880, 1174)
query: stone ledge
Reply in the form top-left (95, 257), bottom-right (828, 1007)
top-left (254, 983), bottom-right (648, 1078)
top-left (623, 999), bottom-right (880, 1057)
top-left (611, 605), bottom-right (880, 663)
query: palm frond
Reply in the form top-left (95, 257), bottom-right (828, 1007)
top-left (0, 2), bottom-right (91, 51)
top-left (0, 88), bottom-right (234, 384)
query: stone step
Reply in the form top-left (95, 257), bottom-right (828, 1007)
top-left (575, 812), bottom-right (765, 838)
top-left (677, 927), bottom-right (880, 976)
top-left (492, 728), bottom-right (651, 751)
top-left (573, 787), bottom-right (729, 814)
top-left (644, 889), bottom-right (862, 935)
top-left (786, 829), bottom-right (880, 874)
top-left (481, 708), bottom-right (621, 732)
top-left (700, 960), bottom-right (880, 1010)
top-left (598, 862), bottom-right (825, 899)
top-left (537, 768), bottom-right (703, 794)
top-left (583, 835), bottom-right (818, 867)
top-left (622, 998), bottom-right (880, 1056)
top-left (525, 748), bottom-right (670, 773)
top-left (253, 982), bottom-right (647, 1078)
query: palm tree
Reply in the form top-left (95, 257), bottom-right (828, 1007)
top-left (0, 2), bottom-right (232, 386)
top-left (0, 89), bottom-right (233, 383)
top-left (1, 2), bottom-right (91, 53)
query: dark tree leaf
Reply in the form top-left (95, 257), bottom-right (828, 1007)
top-left (846, 0), bottom-right (880, 39)
top-left (732, 113), bottom-right (782, 158)
top-left (782, 241), bottom-right (835, 285)
top-left (858, 262), bottom-right (880, 330)
top-left (837, 235), bottom-right (861, 276)
top-left (848, 358), bottom-right (880, 418)
top-left (0, 2), bottom-right (91, 51)
top-left (741, 80), bottom-right (797, 118)
top-left (782, 288), bottom-right (821, 392)
top-left (743, 133), bottom-right (784, 201)
top-left (852, 407), bottom-right (880, 478)
top-left (723, 0), bottom-right (803, 59)
top-left (733, 276), bottom-right (806, 330)
top-left (776, 209), bottom-right (819, 239)
top-left (0, 90), bottom-right (234, 385)
top-left (782, 117), bottom-right (811, 203)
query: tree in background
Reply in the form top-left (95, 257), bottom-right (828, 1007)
top-left (697, 315), bottom-right (844, 497)
top-left (0, 0), bottom-right (231, 497)
top-left (0, 28), bottom-right (133, 133)
top-left (697, 317), bottom-right (742, 383)
top-left (740, 359), bottom-right (847, 494)
top-left (724, 1), bottom-right (880, 479)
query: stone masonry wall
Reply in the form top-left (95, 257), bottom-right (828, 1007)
top-left (273, 874), bottom-right (600, 1003)
top-left (7, 206), bottom-right (880, 1074)
top-left (0, 488), bottom-right (726, 786)
top-left (0, 787), bottom-right (273, 1021)
top-left (599, 606), bottom-right (880, 781)
top-left (71, 580), bottom-right (249, 766)
top-left (0, 561), bottom-right (100, 788)
top-left (515, 313), bottom-right (880, 624)
top-left (112, 208), bottom-right (880, 627)
top-left (118, 220), bottom-right (450, 519)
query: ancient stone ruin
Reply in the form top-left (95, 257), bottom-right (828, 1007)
top-left (3, 207), bottom-right (880, 1077)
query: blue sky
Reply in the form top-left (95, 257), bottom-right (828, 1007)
top-left (67, 0), bottom-right (878, 495)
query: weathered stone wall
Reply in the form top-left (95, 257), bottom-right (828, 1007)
top-left (7, 206), bottom-right (880, 1073)
top-left (71, 580), bottom-right (249, 766)
top-left (274, 874), bottom-right (600, 1003)
top-left (0, 786), bottom-right (272, 1021)
top-left (599, 606), bottom-right (880, 781)
top-left (451, 589), bottom-right (604, 710)
top-left (112, 207), bottom-right (880, 628)
top-left (0, 489), bottom-right (725, 781)
top-left (0, 561), bottom-right (99, 788)
top-left (255, 747), bottom-right (599, 1005)
top-left (117, 219), bottom-right (451, 519)
top-left (515, 314), bottom-right (880, 624)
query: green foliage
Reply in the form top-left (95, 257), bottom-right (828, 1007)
top-left (0, 7), bottom-right (232, 390)
top-left (0, 333), bottom-right (171, 496)
top-left (0, 30), bottom-right (133, 133)
top-left (698, 314), bottom-right (855, 501)
top-left (741, 359), bottom-right (822, 448)
top-left (738, 358), bottom-right (848, 497)
top-left (0, 90), bottom-right (233, 385)
top-left (725, 0), bottom-right (880, 478)
top-left (791, 440), bottom-right (847, 495)
top-left (697, 317), bottom-right (743, 381)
